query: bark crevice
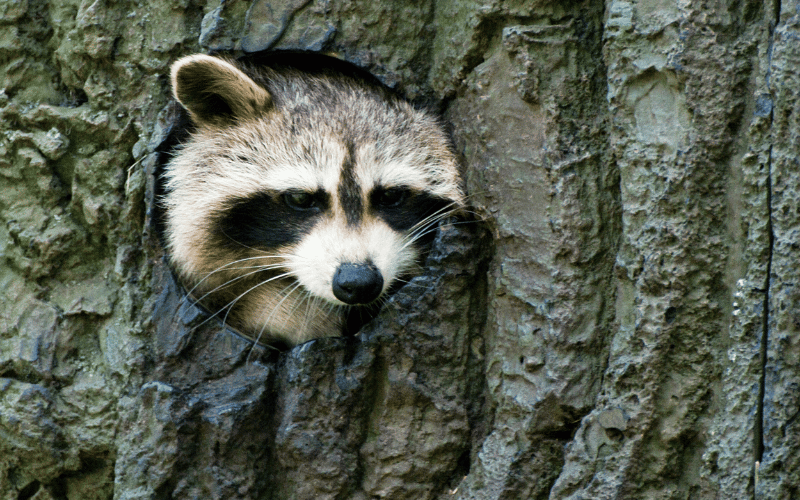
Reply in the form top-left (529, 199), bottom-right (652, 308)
top-left (755, 143), bottom-right (773, 468)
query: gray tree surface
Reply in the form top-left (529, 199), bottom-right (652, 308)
top-left (1, 0), bottom-right (798, 498)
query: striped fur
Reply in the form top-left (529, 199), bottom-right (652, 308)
top-left (163, 53), bottom-right (463, 346)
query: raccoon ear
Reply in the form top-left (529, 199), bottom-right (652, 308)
top-left (170, 54), bottom-right (272, 126)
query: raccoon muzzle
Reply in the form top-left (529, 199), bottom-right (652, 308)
top-left (332, 262), bottom-right (384, 305)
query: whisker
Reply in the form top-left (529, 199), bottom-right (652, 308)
top-left (190, 270), bottom-right (296, 332)
top-left (400, 205), bottom-right (461, 244)
top-left (247, 281), bottom-right (304, 362)
top-left (184, 248), bottom-right (321, 301)
top-left (391, 278), bottom-right (429, 290)
top-left (187, 264), bottom-right (286, 306)
top-left (183, 255), bottom-right (285, 299)
top-left (406, 203), bottom-right (459, 235)
top-left (261, 281), bottom-right (303, 332)
top-left (399, 220), bottom-right (449, 252)
top-left (220, 271), bottom-right (298, 329)
top-left (295, 289), bottom-right (317, 342)
top-left (399, 213), bottom-right (481, 252)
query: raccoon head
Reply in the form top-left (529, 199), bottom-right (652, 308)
top-left (162, 53), bottom-right (464, 347)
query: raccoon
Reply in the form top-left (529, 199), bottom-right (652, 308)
top-left (162, 52), bottom-right (464, 347)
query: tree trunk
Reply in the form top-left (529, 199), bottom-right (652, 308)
top-left (1, 0), bottom-right (797, 498)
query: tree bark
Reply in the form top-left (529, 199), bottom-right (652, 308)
top-left (0, 0), bottom-right (797, 498)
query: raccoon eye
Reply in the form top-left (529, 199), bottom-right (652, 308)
top-left (283, 192), bottom-right (317, 210)
top-left (373, 187), bottom-right (410, 208)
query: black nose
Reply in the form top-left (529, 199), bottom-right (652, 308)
top-left (332, 263), bottom-right (384, 305)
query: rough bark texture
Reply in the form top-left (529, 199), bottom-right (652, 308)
top-left (0, 0), bottom-right (798, 499)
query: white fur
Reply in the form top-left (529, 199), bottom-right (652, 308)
top-left (164, 54), bottom-right (464, 346)
top-left (285, 218), bottom-right (417, 304)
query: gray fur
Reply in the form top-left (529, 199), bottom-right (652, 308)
top-left (163, 54), bottom-right (463, 346)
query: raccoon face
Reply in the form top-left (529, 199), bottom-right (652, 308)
top-left (162, 53), bottom-right (463, 347)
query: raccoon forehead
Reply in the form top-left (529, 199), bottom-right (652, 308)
top-left (353, 140), bottom-right (462, 197)
top-left (208, 126), bottom-right (453, 189)
top-left (178, 109), bottom-right (461, 202)
top-left (198, 124), bottom-right (346, 193)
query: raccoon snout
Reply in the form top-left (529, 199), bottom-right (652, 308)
top-left (332, 263), bottom-right (384, 305)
